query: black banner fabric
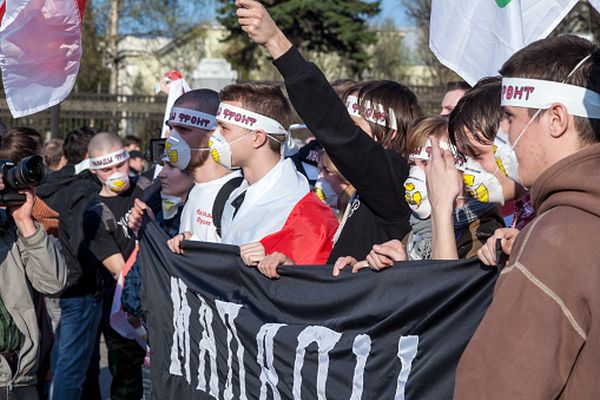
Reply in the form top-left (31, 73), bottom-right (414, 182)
top-left (140, 220), bottom-right (498, 400)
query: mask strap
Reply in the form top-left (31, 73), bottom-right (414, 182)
top-left (564, 54), bottom-right (592, 82)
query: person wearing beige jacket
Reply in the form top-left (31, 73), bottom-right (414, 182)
top-left (0, 179), bottom-right (67, 399)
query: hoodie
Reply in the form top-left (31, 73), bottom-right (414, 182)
top-left (454, 143), bottom-right (600, 399)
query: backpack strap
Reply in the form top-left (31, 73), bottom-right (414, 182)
top-left (212, 177), bottom-right (244, 237)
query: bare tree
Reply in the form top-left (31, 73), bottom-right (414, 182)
top-left (553, 1), bottom-right (600, 44)
top-left (401, 0), bottom-right (460, 86)
top-left (366, 18), bottom-right (412, 82)
top-left (93, 0), bottom-right (215, 94)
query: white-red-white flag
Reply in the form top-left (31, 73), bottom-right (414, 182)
top-left (0, 0), bottom-right (86, 118)
top-left (158, 71), bottom-right (191, 138)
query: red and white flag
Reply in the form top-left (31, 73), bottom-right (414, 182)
top-left (221, 159), bottom-right (339, 264)
top-left (0, 0), bottom-right (85, 118)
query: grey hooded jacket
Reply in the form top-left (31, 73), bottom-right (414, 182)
top-left (0, 218), bottom-right (67, 389)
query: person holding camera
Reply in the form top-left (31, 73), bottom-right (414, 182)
top-left (0, 166), bottom-right (67, 399)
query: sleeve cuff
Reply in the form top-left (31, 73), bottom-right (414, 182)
top-left (272, 46), bottom-right (308, 81)
top-left (18, 223), bottom-right (46, 248)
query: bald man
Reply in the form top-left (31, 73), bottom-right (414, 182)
top-left (80, 132), bottom-right (147, 400)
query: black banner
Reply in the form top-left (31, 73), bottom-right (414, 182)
top-left (140, 220), bottom-right (497, 400)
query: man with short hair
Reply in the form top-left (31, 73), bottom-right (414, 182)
top-left (127, 150), bottom-right (145, 176)
top-left (213, 83), bottom-right (338, 278)
top-left (82, 132), bottom-right (147, 400)
top-left (131, 89), bottom-right (243, 250)
top-left (454, 35), bottom-right (600, 398)
top-left (123, 135), bottom-right (142, 153)
top-left (43, 138), bottom-right (67, 172)
top-left (440, 80), bottom-right (470, 116)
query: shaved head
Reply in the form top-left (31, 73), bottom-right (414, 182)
top-left (88, 132), bottom-right (124, 158)
top-left (173, 89), bottom-right (220, 116)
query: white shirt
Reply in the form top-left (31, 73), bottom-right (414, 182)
top-left (221, 159), bottom-right (309, 245)
top-left (179, 171), bottom-right (242, 242)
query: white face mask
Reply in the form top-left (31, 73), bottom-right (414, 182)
top-left (161, 193), bottom-right (183, 220)
top-left (164, 130), bottom-right (209, 170)
top-left (494, 110), bottom-right (542, 188)
top-left (492, 128), bottom-right (519, 183)
top-left (404, 166), bottom-right (431, 219)
top-left (208, 127), bottom-right (247, 170)
top-left (103, 171), bottom-right (130, 194)
top-left (314, 177), bottom-right (338, 210)
top-left (462, 158), bottom-right (505, 205)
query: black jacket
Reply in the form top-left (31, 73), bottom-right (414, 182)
top-left (273, 47), bottom-right (412, 262)
top-left (38, 164), bottom-right (102, 297)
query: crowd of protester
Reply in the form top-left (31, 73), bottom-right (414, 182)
top-left (0, 0), bottom-right (599, 399)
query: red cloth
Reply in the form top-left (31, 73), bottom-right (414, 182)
top-left (260, 193), bottom-right (338, 265)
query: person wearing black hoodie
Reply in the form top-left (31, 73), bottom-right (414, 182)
top-left (36, 127), bottom-right (107, 400)
top-left (235, 0), bottom-right (421, 264)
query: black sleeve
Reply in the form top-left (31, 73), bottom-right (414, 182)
top-left (273, 47), bottom-right (410, 221)
top-left (83, 209), bottom-right (121, 265)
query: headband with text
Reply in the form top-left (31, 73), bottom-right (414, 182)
top-left (345, 95), bottom-right (398, 130)
top-left (89, 148), bottom-right (130, 170)
top-left (216, 103), bottom-right (288, 135)
top-left (409, 139), bottom-right (466, 170)
top-left (168, 107), bottom-right (218, 130)
top-left (501, 77), bottom-right (600, 119)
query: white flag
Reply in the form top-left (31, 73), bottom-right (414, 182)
top-left (430, 0), bottom-right (579, 85)
top-left (0, 0), bottom-right (85, 118)
top-left (158, 71), bottom-right (191, 138)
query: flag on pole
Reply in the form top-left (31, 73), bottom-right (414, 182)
top-left (158, 71), bottom-right (191, 139)
top-left (430, 0), bottom-right (579, 85)
top-left (0, 0), bottom-right (86, 118)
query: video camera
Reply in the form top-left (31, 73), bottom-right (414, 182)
top-left (0, 155), bottom-right (46, 205)
top-left (145, 138), bottom-right (167, 165)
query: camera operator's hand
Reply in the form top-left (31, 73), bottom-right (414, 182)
top-left (9, 189), bottom-right (36, 239)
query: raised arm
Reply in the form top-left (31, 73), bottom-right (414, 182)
top-left (236, 0), bottom-right (410, 221)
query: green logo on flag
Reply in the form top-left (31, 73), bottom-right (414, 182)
top-left (495, 0), bottom-right (513, 7)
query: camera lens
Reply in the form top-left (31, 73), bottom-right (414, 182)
top-left (5, 155), bottom-right (46, 189)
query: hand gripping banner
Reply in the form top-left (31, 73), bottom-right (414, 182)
top-left (139, 220), bottom-right (498, 399)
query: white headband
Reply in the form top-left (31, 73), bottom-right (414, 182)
top-left (89, 148), bottom-right (130, 170)
top-left (409, 140), bottom-right (465, 170)
top-left (501, 78), bottom-right (600, 119)
top-left (409, 140), bottom-right (455, 160)
top-left (168, 107), bottom-right (217, 130)
top-left (345, 95), bottom-right (398, 130)
top-left (216, 103), bottom-right (288, 135)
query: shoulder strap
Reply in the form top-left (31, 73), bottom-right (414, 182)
top-left (88, 200), bottom-right (118, 234)
top-left (212, 177), bottom-right (244, 237)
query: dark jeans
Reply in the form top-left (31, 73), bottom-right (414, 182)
top-left (106, 328), bottom-right (145, 400)
top-left (49, 294), bottom-right (102, 400)
top-left (86, 284), bottom-right (145, 400)
top-left (0, 386), bottom-right (38, 400)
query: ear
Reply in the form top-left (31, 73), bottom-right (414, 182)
top-left (547, 103), bottom-right (570, 139)
top-left (252, 130), bottom-right (268, 149)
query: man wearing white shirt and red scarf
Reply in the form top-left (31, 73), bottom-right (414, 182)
top-left (211, 83), bottom-right (338, 278)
